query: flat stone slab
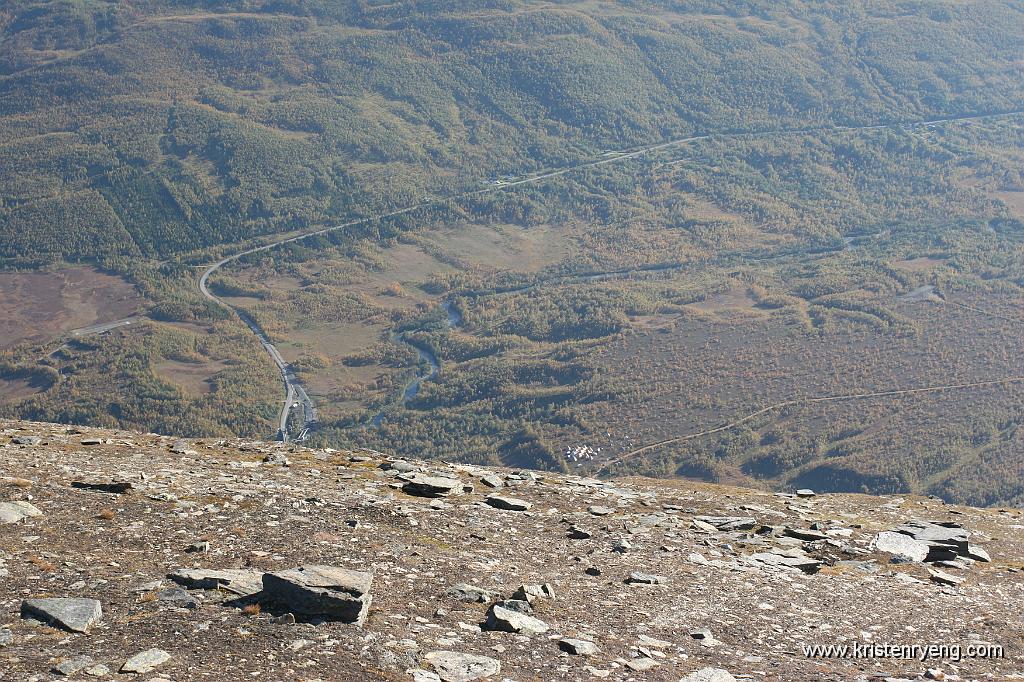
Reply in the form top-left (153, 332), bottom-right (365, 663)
top-left (0, 501), bottom-right (42, 524)
top-left (21, 598), bottom-right (102, 633)
top-left (748, 550), bottom-right (821, 574)
top-left (169, 568), bottom-right (264, 596)
top-left (873, 531), bottom-right (929, 562)
top-left (693, 515), bottom-right (756, 531)
top-left (484, 495), bottom-right (531, 512)
top-left (445, 583), bottom-right (499, 603)
top-left (120, 648), bottom-right (171, 674)
top-left (263, 565), bottom-right (372, 624)
top-left (53, 655), bottom-right (94, 676)
top-left (680, 668), bottom-right (738, 682)
top-left (424, 650), bottom-right (501, 681)
top-left (400, 473), bottom-right (463, 498)
top-left (625, 572), bottom-right (668, 585)
top-left (559, 638), bottom-right (599, 655)
top-left (894, 521), bottom-right (989, 562)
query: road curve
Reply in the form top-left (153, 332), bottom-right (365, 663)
top-left (197, 108), bottom-right (1024, 441)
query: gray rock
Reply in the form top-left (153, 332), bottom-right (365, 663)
top-left (895, 521), bottom-right (990, 563)
top-left (120, 648), bottom-right (171, 674)
top-left (588, 506), bottom-right (615, 516)
top-left (783, 526), bottom-right (829, 542)
top-left (155, 587), bottom-right (198, 609)
top-left (928, 568), bottom-right (964, 586)
top-left (693, 515), bottom-right (756, 531)
top-left (795, 489), bottom-right (816, 498)
top-left (559, 638), bottom-right (599, 655)
top-left (54, 655), bottom-right (94, 676)
top-left (873, 531), bottom-right (930, 562)
top-left (263, 452), bottom-right (290, 466)
top-left (21, 598), bottom-right (102, 632)
top-left (748, 550), bottom-right (821, 574)
top-left (401, 473), bottom-right (463, 498)
top-left (445, 583), bottom-right (499, 603)
top-left (966, 544), bottom-right (991, 562)
top-left (12, 435), bottom-right (41, 445)
top-left (680, 667), bottom-right (737, 682)
top-left (511, 583), bottom-right (555, 603)
top-left (0, 500), bottom-right (42, 524)
top-left (495, 599), bottom-right (533, 614)
top-left (484, 495), bottom-right (531, 512)
top-left (387, 460), bottom-right (418, 474)
top-left (690, 628), bottom-right (716, 644)
top-left (423, 650), bottom-right (501, 681)
top-left (484, 604), bottom-right (549, 636)
top-left (169, 568), bottom-right (264, 596)
top-left (0, 628), bottom-right (12, 647)
top-left (625, 572), bottom-right (668, 585)
top-left (80, 438), bottom-right (105, 445)
top-left (480, 474), bottom-right (504, 489)
top-left (84, 664), bottom-right (110, 677)
top-left (567, 525), bottom-right (591, 539)
top-left (71, 480), bottom-right (134, 494)
top-left (262, 565), bottom-right (373, 624)
top-left (625, 658), bottom-right (659, 671)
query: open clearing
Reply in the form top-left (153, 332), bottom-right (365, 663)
top-left (685, 286), bottom-right (763, 317)
top-left (0, 373), bottom-right (50, 404)
top-left (154, 359), bottom-right (230, 396)
top-left (893, 256), bottom-right (947, 272)
top-left (0, 267), bottom-right (144, 349)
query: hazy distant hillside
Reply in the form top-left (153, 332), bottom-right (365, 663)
top-left (2, 0), bottom-right (1022, 264)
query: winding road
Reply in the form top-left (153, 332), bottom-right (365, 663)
top-left (196, 108), bottom-right (1024, 442)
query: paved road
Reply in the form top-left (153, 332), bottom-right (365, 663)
top-left (197, 108), bottom-right (1024, 441)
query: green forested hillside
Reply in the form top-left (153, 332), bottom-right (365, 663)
top-left (1, 0), bottom-right (1022, 264)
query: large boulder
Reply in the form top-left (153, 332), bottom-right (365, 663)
top-left (873, 531), bottom-right (930, 562)
top-left (21, 598), bottom-right (102, 633)
top-left (894, 521), bottom-right (990, 563)
top-left (262, 565), bottom-right (372, 624)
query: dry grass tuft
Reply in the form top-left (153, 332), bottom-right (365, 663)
top-left (242, 603), bottom-right (261, 616)
top-left (29, 556), bottom-right (57, 572)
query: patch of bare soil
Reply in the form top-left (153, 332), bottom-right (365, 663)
top-left (154, 359), bottom-right (230, 396)
top-left (893, 256), bottom-right (947, 272)
top-left (0, 267), bottom-right (144, 350)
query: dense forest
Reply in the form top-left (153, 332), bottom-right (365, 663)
top-left (1, 0), bottom-right (1023, 263)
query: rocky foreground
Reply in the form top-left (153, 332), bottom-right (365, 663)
top-left (1, 420), bottom-right (1022, 681)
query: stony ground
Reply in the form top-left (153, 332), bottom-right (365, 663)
top-left (1, 419), bottom-right (1023, 682)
